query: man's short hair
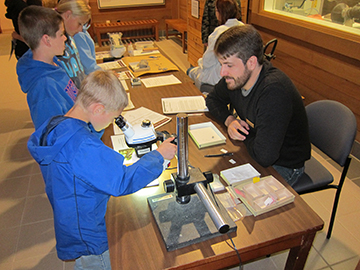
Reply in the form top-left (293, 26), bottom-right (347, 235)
top-left (18, 6), bottom-right (63, 50)
top-left (214, 24), bottom-right (264, 65)
top-left (215, 0), bottom-right (240, 25)
top-left (76, 70), bottom-right (128, 112)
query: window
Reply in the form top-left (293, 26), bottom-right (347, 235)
top-left (263, 0), bottom-right (360, 35)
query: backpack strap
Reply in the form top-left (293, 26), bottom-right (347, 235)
top-left (40, 116), bottom-right (69, 146)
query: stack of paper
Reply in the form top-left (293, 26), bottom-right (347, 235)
top-left (220, 163), bottom-right (260, 186)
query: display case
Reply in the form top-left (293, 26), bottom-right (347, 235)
top-left (263, 0), bottom-right (360, 35)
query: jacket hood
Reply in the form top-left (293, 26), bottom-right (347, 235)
top-left (16, 50), bottom-right (64, 94)
top-left (28, 117), bottom-right (87, 165)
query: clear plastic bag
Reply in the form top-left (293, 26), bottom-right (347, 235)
top-left (107, 32), bottom-right (126, 58)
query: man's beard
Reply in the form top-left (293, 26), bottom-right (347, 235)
top-left (224, 66), bottom-right (252, 90)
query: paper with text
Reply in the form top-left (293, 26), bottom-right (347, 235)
top-left (161, 96), bottom-right (209, 114)
top-left (113, 107), bottom-right (171, 135)
top-left (141, 75), bottom-right (181, 88)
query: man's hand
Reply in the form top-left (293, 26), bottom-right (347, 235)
top-left (157, 137), bottom-right (177, 160)
top-left (225, 116), bottom-right (249, 141)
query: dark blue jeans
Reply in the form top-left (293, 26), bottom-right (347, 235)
top-left (273, 165), bottom-right (304, 187)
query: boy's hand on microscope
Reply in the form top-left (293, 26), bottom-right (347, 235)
top-left (157, 137), bottom-right (177, 160)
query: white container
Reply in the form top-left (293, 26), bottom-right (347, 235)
top-left (135, 41), bottom-right (154, 50)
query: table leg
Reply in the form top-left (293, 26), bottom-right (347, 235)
top-left (155, 25), bottom-right (159, 41)
top-left (285, 232), bottom-right (316, 270)
top-left (96, 30), bottom-right (102, 47)
top-left (166, 23), bottom-right (169, 40)
top-left (182, 32), bottom-right (186, 53)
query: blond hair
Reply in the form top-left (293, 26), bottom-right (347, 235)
top-left (56, 0), bottom-right (91, 17)
top-left (76, 70), bottom-right (128, 111)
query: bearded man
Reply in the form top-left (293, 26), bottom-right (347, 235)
top-left (206, 24), bottom-right (311, 187)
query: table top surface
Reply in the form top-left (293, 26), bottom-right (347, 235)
top-left (102, 53), bottom-right (324, 270)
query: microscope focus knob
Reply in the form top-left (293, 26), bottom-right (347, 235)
top-left (163, 179), bottom-right (175, 193)
top-left (141, 119), bottom-right (151, 128)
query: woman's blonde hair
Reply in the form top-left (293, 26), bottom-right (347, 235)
top-left (76, 70), bottom-right (128, 112)
top-left (56, 0), bottom-right (91, 17)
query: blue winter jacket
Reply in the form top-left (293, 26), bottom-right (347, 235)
top-left (27, 116), bottom-right (165, 260)
top-left (16, 50), bottom-right (78, 130)
top-left (73, 31), bottom-right (101, 75)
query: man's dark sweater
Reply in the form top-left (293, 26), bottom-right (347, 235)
top-left (206, 60), bottom-right (311, 169)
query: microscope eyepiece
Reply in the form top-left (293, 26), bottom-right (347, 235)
top-left (114, 115), bottom-right (126, 129)
top-left (114, 115), bottom-right (135, 138)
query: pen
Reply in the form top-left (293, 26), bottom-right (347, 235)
top-left (237, 129), bottom-right (247, 136)
top-left (204, 152), bottom-right (234, 158)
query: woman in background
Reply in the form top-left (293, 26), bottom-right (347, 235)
top-left (73, 0), bottom-right (101, 75)
top-left (55, 0), bottom-right (91, 88)
top-left (201, 0), bottom-right (241, 47)
top-left (188, 0), bottom-right (243, 91)
top-left (73, 19), bottom-right (102, 75)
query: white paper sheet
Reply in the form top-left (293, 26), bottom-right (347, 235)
top-left (161, 96), bottom-right (209, 114)
top-left (98, 59), bottom-right (126, 70)
top-left (110, 134), bottom-right (159, 186)
top-left (141, 74), bottom-right (181, 88)
top-left (113, 107), bottom-right (171, 134)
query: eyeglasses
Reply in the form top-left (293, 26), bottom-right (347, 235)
top-left (83, 18), bottom-right (92, 31)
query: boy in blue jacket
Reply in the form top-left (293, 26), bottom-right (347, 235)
top-left (27, 70), bottom-right (177, 269)
top-left (16, 6), bottom-right (78, 130)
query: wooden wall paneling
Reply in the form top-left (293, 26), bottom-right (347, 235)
top-left (179, 0), bottom-right (188, 21)
top-left (187, 0), bottom-right (205, 65)
top-left (259, 30), bottom-right (360, 111)
top-left (258, 29), bottom-right (360, 85)
top-left (257, 29), bottom-right (360, 141)
top-left (187, 27), bottom-right (204, 66)
top-left (240, 0), bottom-right (248, 22)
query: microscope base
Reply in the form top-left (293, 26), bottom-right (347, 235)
top-left (148, 193), bottom-right (237, 251)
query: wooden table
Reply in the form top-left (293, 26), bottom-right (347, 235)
top-left (102, 61), bottom-right (323, 270)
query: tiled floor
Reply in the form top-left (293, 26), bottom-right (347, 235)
top-left (1, 33), bottom-right (360, 270)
